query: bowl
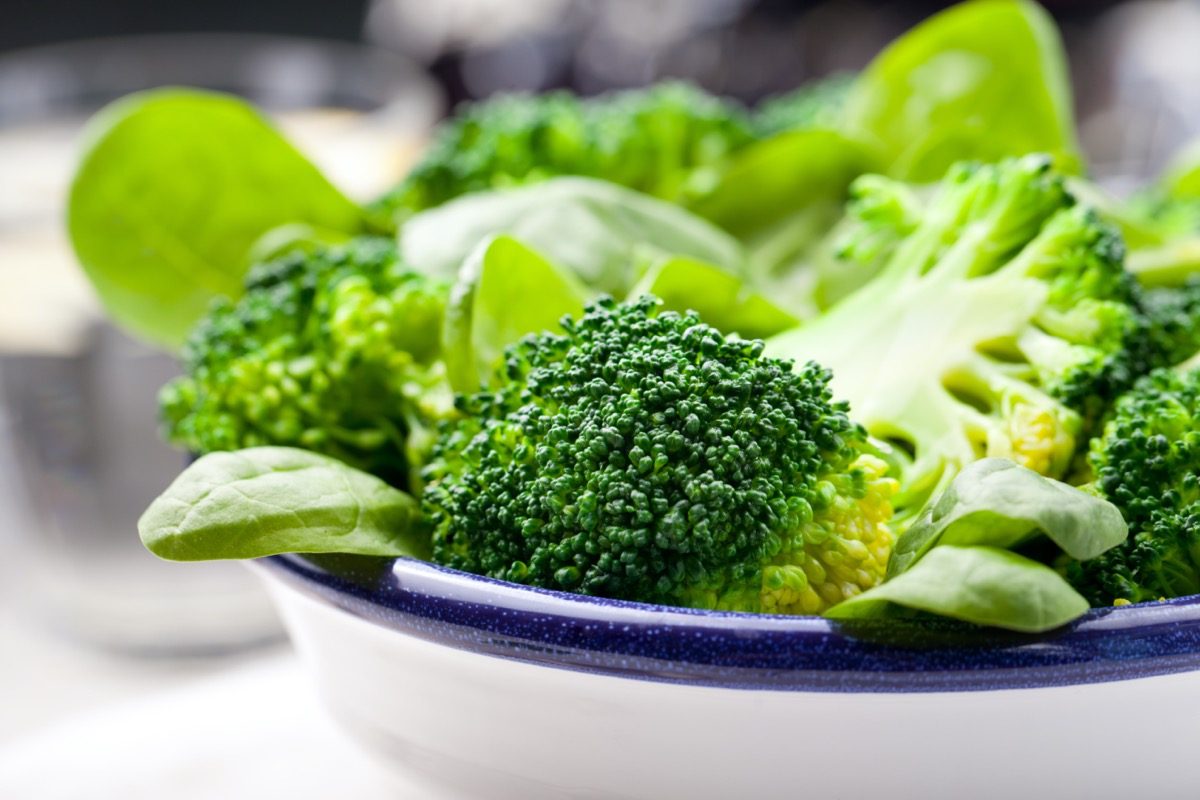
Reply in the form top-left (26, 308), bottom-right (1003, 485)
top-left (257, 554), bottom-right (1200, 800)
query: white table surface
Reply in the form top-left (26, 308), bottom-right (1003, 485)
top-left (0, 613), bottom-right (410, 798)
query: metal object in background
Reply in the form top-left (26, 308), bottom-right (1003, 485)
top-left (1081, 0), bottom-right (1200, 185)
top-left (0, 34), bottom-right (440, 655)
top-left (0, 329), bottom-right (285, 655)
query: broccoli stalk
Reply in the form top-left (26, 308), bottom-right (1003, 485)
top-left (159, 238), bottom-right (452, 489)
top-left (766, 156), bottom-right (1149, 508)
top-left (422, 296), bottom-right (897, 614)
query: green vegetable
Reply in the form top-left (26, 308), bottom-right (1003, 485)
top-left (628, 255), bottom-right (799, 340)
top-left (441, 236), bottom-right (792, 395)
top-left (688, 128), bottom-right (878, 244)
top-left (68, 89), bottom-right (370, 348)
top-left (808, 172), bottom-right (924, 310)
top-left (442, 235), bottom-right (587, 393)
top-left (766, 156), bottom-right (1149, 506)
top-left (1161, 139), bottom-right (1200, 200)
top-left (1129, 237), bottom-right (1200, 289)
top-left (844, 0), bottom-right (1080, 181)
top-left (752, 74), bottom-right (856, 137)
top-left (372, 82), bottom-right (754, 219)
top-left (1140, 277), bottom-right (1200, 369)
top-left (81, 1), bottom-right (1200, 632)
top-left (1065, 366), bottom-right (1200, 605)
top-left (422, 296), bottom-right (898, 614)
top-left (159, 237), bottom-right (452, 488)
top-left (1110, 143), bottom-right (1200, 369)
top-left (828, 458), bottom-right (1122, 632)
top-left (826, 546), bottom-right (1089, 633)
top-left (139, 447), bottom-right (427, 561)
top-left (398, 177), bottom-right (746, 295)
top-left (890, 458), bottom-right (1127, 577)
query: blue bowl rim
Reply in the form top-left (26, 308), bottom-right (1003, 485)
top-left (261, 553), bottom-right (1200, 694)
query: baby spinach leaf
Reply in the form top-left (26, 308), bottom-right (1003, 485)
top-left (443, 235), bottom-right (587, 393)
top-left (69, 89), bottom-right (369, 349)
top-left (399, 176), bottom-right (746, 296)
top-left (889, 458), bottom-right (1127, 577)
top-left (138, 447), bottom-right (428, 561)
top-left (688, 128), bottom-right (877, 241)
top-left (827, 545), bottom-right (1090, 633)
top-left (844, 0), bottom-right (1080, 181)
top-left (629, 256), bottom-right (799, 340)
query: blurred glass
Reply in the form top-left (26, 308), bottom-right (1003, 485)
top-left (0, 34), bottom-right (440, 655)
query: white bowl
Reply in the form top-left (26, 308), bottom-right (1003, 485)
top-left (258, 554), bottom-right (1200, 800)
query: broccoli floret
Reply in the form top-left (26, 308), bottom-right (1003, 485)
top-left (1141, 278), bottom-right (1200, 368)
top-left (1112, 196), bottom-right (1200, 370)
top-left (159, 238), bottom-right (451, 487)
top-left (422, 296), bottom-right (897, 613)
top-left (373, 83), bottom-right (754, 219)
top-left (766, 156), bottom-right (1151, 506)
top-left (752, 73), bottom-right (856, 138)
top-left (1064, 367), bottom-right (1200, 604)
top-left (811, 173), bottom-right (925, 310)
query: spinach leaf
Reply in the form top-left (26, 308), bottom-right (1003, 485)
top-left (398, 176), bottom-right (746, 296)
top-left (629, 256), bottom-right (799, 340)
top-left (889, 458), bottom-right (1127, 577)
top-left (688, 128), bottom-right (877, 242)
top-left (138, 447), bottom-right (427, 561)
top-left (69, 89), bottom-right (369, 349)
top-left (826, 545), bottom-right (1090, 633)
top-left (844, 0), bottom-right (1080, 181)
top-left (443, 235), bottom-right (587, 393)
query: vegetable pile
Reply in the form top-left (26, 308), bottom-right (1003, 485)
top-left (70, 0), bottom-right (1200, 633)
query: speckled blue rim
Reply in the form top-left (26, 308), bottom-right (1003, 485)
top-left (260, 554), bottom-right (1200, 693)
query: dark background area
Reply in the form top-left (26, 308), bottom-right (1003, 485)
top-left (0, 0), bottom-right (373, 50)
top-left (0, 0), bottom-right (1128, 106)
top-left (1, 0), bottom-right (1197, 183)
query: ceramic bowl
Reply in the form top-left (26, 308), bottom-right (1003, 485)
top-left (257, 554), bottom-right (1200, 800)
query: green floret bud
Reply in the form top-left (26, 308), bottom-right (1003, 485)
top-left (767, 156), bottom-right (1151, 508)
top-left (1065, 367), bottom-right (1200, 604)
top-left (159, 237), bottom-right (452, 488)
top-left (373, 82), bottom-right (754, 219)
top-left (422, 296), bottom-right (897, 612)
top-left (1140, 277), bottom-right (1200, 369)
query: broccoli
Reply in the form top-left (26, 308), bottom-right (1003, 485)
top-left (1141, 278), bottom-right (1200, 369)
top-left (752, 73), bottom-right (856, 138)
top-left (766, 156), bottom-right (1150, 506)
top-left (1064, 366), bottom-right (1200, 604)
top-left (421, 296), bottom-right (897, 614)
top-left (1114, 194), bottom-right (1200, 369)
top-left (373, 82), bottom-right (754, 220)
top-left (159, 238), bottom-right (451, 487)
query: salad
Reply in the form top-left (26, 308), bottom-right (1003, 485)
top-left (68, 0), bottom-right (1200, 633)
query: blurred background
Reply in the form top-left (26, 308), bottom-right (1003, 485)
top-left (1, 0), bottom-right (1199, 794)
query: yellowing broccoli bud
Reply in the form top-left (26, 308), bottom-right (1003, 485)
top-left (989, 399), bottom-right (1077, 477)
top-left (757, 454), bottom-right (898, 614)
